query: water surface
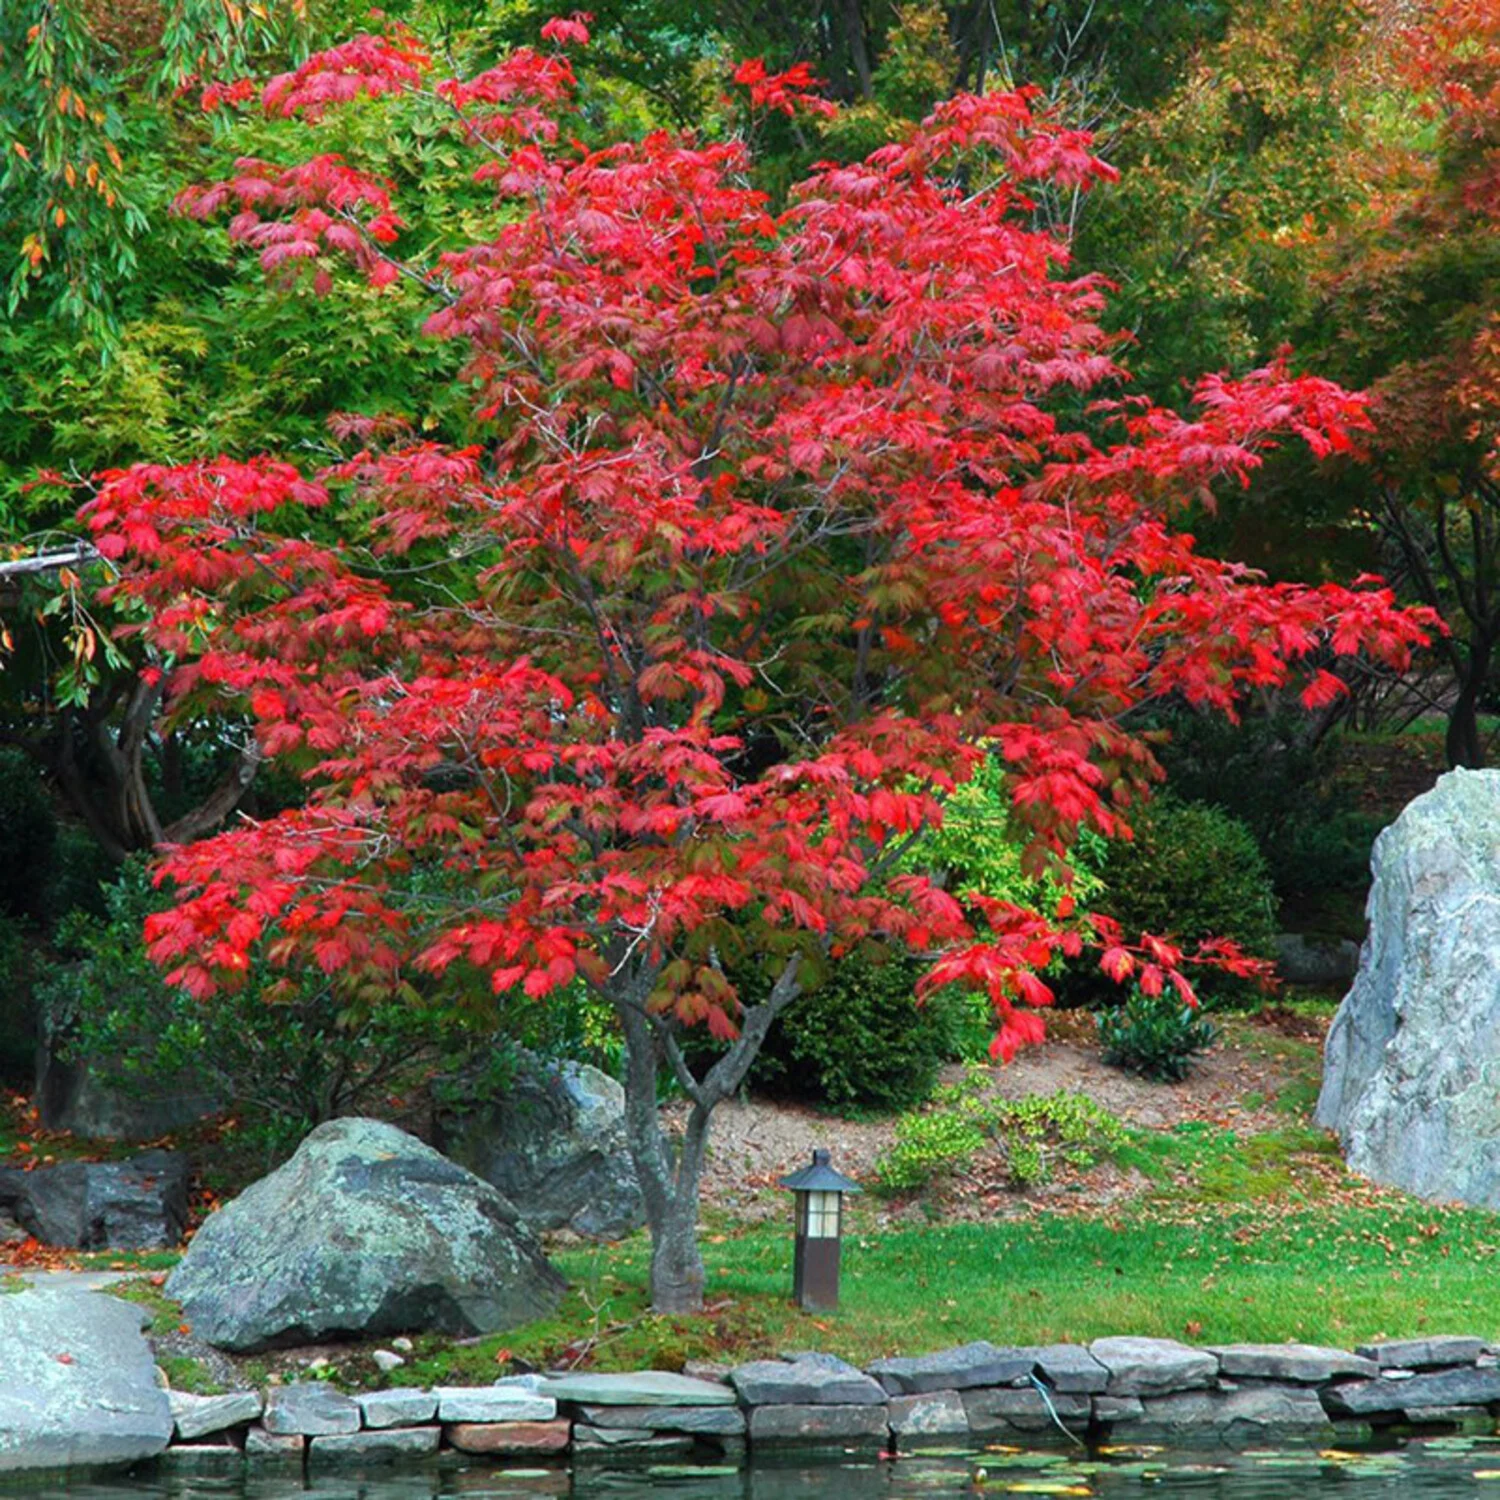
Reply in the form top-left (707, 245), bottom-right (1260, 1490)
top-left (26, 1438), bottom-right (1500, 1500)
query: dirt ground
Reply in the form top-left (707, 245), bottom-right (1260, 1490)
top-left (666, 1007), bottom-right (1326, 1225)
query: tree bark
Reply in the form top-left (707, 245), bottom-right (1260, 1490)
top-left (610, 953), bottom-right (805, 1313)
top-left (1447, 631), bottom-right (1492, 768)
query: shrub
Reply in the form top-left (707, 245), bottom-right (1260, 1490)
top-left (908, 750), bottom-right (1106, 909)
top-left (1149, 706), bottom-right (1380, 920)
top-left (0, 747), bottom-right (56, 920)
top-left (750, 947), bottom-right (969, 1116)
top-left (874, 1068), bottom-right (1129, 1191)
top-left (1095, 794), bottom-right (1277, 1009)
top-left (1098, 987), bottom-right (1217, 1082)
top-left (38, 858), bottom-right (490, 1159)
top-left (0, 915), bottom-right (37, 1087)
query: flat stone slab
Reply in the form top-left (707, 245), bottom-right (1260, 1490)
top-left (962, 1386), bottom-right (1090, 1435)
top-left (888, 1390), bottom-right (969, 1437)
top-left (731, 1357), bottom-right (885, 1406)
top-left (357, 1389), bottom-right (438, 1428)
top-left (1208, 1344), bottom-right (1380, 1383)
top-left (263, 1381), bottom-right (360, 1436)
top-left (0, 1288), bottom-right (173, 1473)
top-left (308, 1427), bottom-right (440, 1466)
top-left (748, 1404), bottom-right (890, 1444)
top-left (1033, 1344), bottom-right (1109, 1394)
top-left (1354, 1338), bottom-right (1487, 1371)
top-left (573, 1426), bottom-right (695, 1452)
top-left (1089, 1337), bottom-right (1218, 1396)
top-left (1322, 1365), bottom-right (1500, 1417)
top-left (153, 1440), bottom-right (244, 1475)
top-left (578, 1404), bottom-right (745, 1435)
top-left (244, 1427), bottom-right (304, 1462)
top-left (539, 1371), bottom-right (737, 1406)
top-left (433, 1385), bottom-right (556, 1422)
top-left (446, 1420), bottom-right (572, 1454)
top-left (168, 1389), bottom-right (263, 1440)
top-left (867, 1341), bottom-right (1034, 1395)
top-left (1114, 1387), bottom-right (1332, 1443)
top-left (1094, 1395), bottom-right (1145, 1422)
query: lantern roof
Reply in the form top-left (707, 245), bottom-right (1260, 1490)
top-left (778, 1149), bottom-right (862, 1195)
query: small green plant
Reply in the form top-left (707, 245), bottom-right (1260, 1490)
top-left (1098, 987), bottom-right (1217, 1082)
top-left (874, 1068), bottom-right (1129, 1191)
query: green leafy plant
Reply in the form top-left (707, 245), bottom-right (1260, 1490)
top-left (1093, 795), bottom-right (1277, 1010)
top-left (749, 948), bottom-right (970, 1116)
top-left (1098, 987), bottom-right (1218, 1082)
top-left (875, 1068), bottom-right (1129, 1191)
top-left (38, 858), bottom-right (491, 1158)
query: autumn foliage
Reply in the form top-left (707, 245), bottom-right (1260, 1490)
top-left (81, 21), bottom-right (1430, 1308)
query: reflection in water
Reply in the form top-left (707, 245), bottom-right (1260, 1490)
top-left (20, 1437), bottom-right (1500, 1500)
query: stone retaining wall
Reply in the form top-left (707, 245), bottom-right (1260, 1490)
top-left (146, 1335), bottom-right (1500, 1476)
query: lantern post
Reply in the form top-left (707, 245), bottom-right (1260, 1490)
top-left (778, 1149), bottom-right (861, 1312)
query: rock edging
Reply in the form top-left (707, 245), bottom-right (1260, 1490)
top-left (15, 1327), bottom-right (1500, 1476)
top-left (137, 1332), bottom-right (1500, 1477)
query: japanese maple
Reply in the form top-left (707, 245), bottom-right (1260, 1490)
top-left (81, 24), bottom-right (1430, 1310)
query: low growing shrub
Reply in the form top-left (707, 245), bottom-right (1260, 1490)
top-left (39, 858), bottom-right (492, 1159)
top-left (750, 947), bottom-right (970, 1116)
top-left (1098, 987), bottom-right (1217, 1082)
top-left (875, 1067), bottom-right (1129, 1191)
top-left (1088, 795), bottom-right (1277, 1011)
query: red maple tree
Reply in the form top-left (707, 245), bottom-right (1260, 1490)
top-left (81, 25), bottom-right (1430, 1310)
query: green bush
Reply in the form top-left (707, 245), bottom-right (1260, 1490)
top-left (907, 751), bottom-right (1106, 909)
top-left (38, 858), bottom-right (490, 1160)
top-left (750, 947), bottom-right (968, 1117)
top-left (0, 747), bottom-right (56, 920)
top-left (1094, 794), bottom-right (1277, 1010)
top-left (1098, 987), bottom-right (1217, 1082)
top-left (875, 1068), bottom-right (1129, 1191)
top-left (1151, 707), bottom-right (1377, 915)
top-left (0, 915), bottom-right (37, 1086)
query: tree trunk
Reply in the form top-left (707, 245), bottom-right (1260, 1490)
top-left (1447, 632), bottom-right (1492, 768)
top-left (609, 954), bottom-right (805, 1313)
top-left (649, 1102), bottom-right (711, 1312)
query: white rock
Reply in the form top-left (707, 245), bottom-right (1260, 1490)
top-left (1320, 769), bottom-right (1500, 1206)
top-left (371, 1350), bottom-right (405, 1373)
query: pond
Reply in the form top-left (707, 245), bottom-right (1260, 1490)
top-left (22, 1437), bottom-right (1500, 1500)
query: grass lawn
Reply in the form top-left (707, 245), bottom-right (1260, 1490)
top-left (382, 1194), bottom-right (1500, 1384)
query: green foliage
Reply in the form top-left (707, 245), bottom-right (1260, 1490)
top-left (1098, 987), bottom-right (1218, 1082)
top-left (912, 751), bottom-right (1106, 908)
top-left (1152, 707), bottom-right (1379, 915)
top-left (751, 948), bottom-right (967, 1117)
top-left (0, 748), bottom-right (56, 920)
top-left (0, 916), bottom-right (38, 1087)
top-left (1098, 794), bottom-right (1277, 1008)
top-left (39, 857), bottom-right (487, 1158)
top-left (875, 1066), bottom-right (1129, 1191)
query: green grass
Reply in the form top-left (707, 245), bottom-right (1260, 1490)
top-left (364, 1193), bottom-right (1500, 1381)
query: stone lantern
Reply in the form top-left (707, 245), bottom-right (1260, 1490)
top-left (778, 1149), bottom-right (860, 1311)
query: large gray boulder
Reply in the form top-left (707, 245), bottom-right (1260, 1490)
top-left (1319, 769), bottom-right (1500, 1206)
top-left (166, 1117), bottom-right (565, 1351)
top-left (435, 1053), bottom-right (644, 1240)
top-left (0, 1289), bottom-right (173, 1472)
